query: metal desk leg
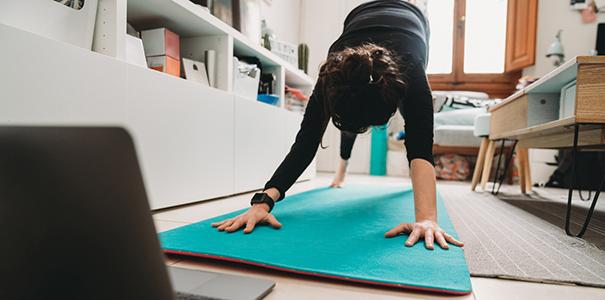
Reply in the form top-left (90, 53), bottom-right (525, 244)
top-left (565, 124), bottom-right (604, 238)
top-left (492, 140), bottom-right (518, 195)
top-left (491, 139), bottom-right (506, 194)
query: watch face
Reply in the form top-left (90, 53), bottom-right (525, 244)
top-left (250, 193), bottom-right (274, 212)
top-left (251, 193), bottom-right (266, 203)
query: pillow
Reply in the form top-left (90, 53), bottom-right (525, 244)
top-left (434, 107), bottom-right (487, 127)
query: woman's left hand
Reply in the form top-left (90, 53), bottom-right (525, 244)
top-left (384, 220), bottom-right (464, 250)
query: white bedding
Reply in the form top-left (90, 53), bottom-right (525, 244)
top-left (434, 125), bottom-right (481, 147)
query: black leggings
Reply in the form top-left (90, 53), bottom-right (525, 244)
top-left (340, 131), bottom-right (357, 160)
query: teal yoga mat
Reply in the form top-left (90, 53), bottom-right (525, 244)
top-left (160, 185), bottom-right (472, 295)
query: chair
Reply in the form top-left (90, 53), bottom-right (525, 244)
top-left (470, 113), bottom-right (530, 192)
top-left (471, 113), bottom-right (492, 191)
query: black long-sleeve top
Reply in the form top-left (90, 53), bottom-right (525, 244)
top-left (265, 0), bottom-right (434, 201)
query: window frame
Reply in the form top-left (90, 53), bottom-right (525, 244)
top-left (427, 0), bottom-right (533, 98)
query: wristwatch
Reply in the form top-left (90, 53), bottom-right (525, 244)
top-left (250, 192), bottom-right (275, 212)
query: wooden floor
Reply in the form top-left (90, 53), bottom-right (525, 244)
top-left (153, 173), bottom-right (605, 300)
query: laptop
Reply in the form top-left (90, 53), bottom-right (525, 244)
top-left (0, 126), bottom-right (275, 300)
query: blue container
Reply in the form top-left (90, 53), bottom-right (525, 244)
top-left (257, 94), bottom-right (280, 106)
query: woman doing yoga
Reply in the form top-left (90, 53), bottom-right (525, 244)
top-left (212, 0), bottom-right (463, 250)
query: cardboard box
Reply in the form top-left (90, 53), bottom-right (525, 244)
top-left (141, 28), bottom-right (180, 59)
top-left (147, 56), bottom-right (180, 77)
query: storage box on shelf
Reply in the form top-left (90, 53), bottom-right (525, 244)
top-left (141, 28), bottom-right (180, 58)
top-left (141, 27), bottom-right (182, 77)
top-left (146, 55), bottom-right (180, 77)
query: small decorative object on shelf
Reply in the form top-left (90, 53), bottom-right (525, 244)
top-left (183, 58), bottom-right (210, 86)
top-left (570, 0), bottom-right (589, 10)
top-left (261, 19), bottom-right (276, 50)
top-left (298, 43), bottom-right (309, 74)
top-left (268, 38), bottom-right (298, 67)
top-left (259, 73), bottom-right (276, 95)
top-left (205, 50), bottom-right (217, 87)
top-left (515, 75), bottom-right (538, 90)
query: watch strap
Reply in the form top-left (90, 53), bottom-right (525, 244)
top-left (250, 192), bottom-right (275, 212)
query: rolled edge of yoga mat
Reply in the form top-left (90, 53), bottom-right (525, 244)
top-left (163, 249), bottom-right (471, 295)
top-left (370, 125), bottom-right (388, 176)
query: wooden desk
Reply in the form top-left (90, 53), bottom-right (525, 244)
top-left (490, 56), bottom-right (605, 148)
top-left (488, 56), bottom-right (605, 237)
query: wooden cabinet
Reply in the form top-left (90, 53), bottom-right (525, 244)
top-left (505, 0), bottom-right (538, 72)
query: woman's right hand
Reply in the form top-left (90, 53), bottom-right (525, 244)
top-left (211, 204), bottom-right (282, 234)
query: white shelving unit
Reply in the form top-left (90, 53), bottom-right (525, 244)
top-left (0, 0), bottom-right (316, 210)
top-left (124, 0), bottom-right (314, 106)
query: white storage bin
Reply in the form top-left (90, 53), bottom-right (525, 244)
top-left (0, 0), bottom-right (98, 49)
top-left (559, 80), bottom-right (576, 119)
top-left (232, 57), bottom-right (260, 100)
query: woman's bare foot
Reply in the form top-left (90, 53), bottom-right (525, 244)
top-left (330, 159), bottom-right (348, 188)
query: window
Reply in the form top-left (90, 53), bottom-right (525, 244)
top-left (463, 0), bottom-right (508, 73)
top-left (424, 0), bottom-right (538, 98)
top-left (425, 0), bottom-right (455, 74)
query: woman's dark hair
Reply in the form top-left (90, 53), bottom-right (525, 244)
top-left (318, 43), bottom-right (407, 134)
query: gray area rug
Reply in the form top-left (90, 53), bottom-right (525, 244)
top-left (440, 183), bottom-right (605, 288)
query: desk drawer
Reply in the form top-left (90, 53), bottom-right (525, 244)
top-left (490, 95), bottom-right (528, 137)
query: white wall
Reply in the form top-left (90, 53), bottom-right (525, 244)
top-left (299, 0), bottom-right (373, 173)
top-left (260, 0), bottom-right (302, 45)
top-left (523, 0), bottom-right (604, 184)
top-left (300, 0), bottom-right (370, 79)
top-left (523, 0), bottom-right (604, 77)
